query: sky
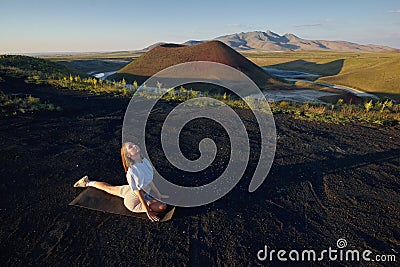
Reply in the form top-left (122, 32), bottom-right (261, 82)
top-left (1, 0), bottom-right (399, 53)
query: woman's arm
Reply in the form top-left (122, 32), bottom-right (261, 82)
top-left (134, 189), bottom-right (159, 222)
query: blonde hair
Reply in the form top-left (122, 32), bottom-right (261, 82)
top-left (121, 142), bottom-right (143, 173)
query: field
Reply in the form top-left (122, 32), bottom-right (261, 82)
top-left (244, 51), bottom-right (400, 101)
top-left (1, 54), bottom-right (399, 265)
top-left (41, 51), bottom-right (143, 61)
top-left (41, 49), bottom-right (400, 102)
top-left (2, 55), bottom-right (399, 126)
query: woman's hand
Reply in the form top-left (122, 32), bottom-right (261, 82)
top-left (147, 211), bottom-right (160, 222)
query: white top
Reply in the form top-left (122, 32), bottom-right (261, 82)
top-left (126, 158), bottom-right (154, 192)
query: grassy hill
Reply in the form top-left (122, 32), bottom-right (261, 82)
top-left (0, 55), bottom-right (84, 79)
top-left (109, 41), bottom-right (286, 90)
top-left (244, 51), bottom-right (400, 101)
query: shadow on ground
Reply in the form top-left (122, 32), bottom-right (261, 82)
top-left (269, 59), bottom-right (344, 78)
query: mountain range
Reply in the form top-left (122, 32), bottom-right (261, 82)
top-left (142, 30), bottom-right (396, 53)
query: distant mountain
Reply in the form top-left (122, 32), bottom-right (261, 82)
top-left (216, 30), bottom-right (397, 52)
top-left (110, 40), bottom-right (283, 89)
top-left (142, 30), bottom-right (397, 52)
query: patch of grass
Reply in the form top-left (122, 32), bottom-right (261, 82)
top-left (0, 55), bottom-right (84, 79)
top-left (245, 51), bottom-right (400, 101)
top-left (0, 91), bottom-right (62, 117)
top-left (319, 56), bottom-right (400, 99)
top-left (19, 69), bottom-right (400, 126)
top-left (135, 87), bottom-right (399, 126)
top-left (269, 99), bottom-right (400, 126)
top-left (46, 75), bottom-right (136, 96)
top-left (42, 51), bottom-right (142, 61)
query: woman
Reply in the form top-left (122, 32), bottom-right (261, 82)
top-left (73, 142), bottom-right (168, 222)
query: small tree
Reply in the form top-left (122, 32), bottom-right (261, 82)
top-left (386, 99), bottom-right (393, 109)
top-left (381, 99), bottom-right (393, 112)
top-left (166, 89), bottom-right (176, 100)
top-left (179, 86), bottom-right (186, 97)
top-left (364, 100), bottom-right (373, 112)
top-left (189, 88), bottom-right (199, 98)
top-left (67, 74), bottom-right (73, 88)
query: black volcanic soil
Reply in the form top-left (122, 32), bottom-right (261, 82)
top-left (1, 78), bottom-right (399, 266)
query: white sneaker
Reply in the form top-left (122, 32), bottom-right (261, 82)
top-left (73, 175), bottom-right (90, 188)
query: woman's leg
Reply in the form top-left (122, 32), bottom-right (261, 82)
top-left (74, 176), bottom-right (121, 197)
top-left (121, 188), bottom-right (167, 213)
top-left (90, 181), bottom-right (121, 197)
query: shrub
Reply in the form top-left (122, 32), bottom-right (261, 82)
top-left (279, 101), bottom-right (290, 108)
top-left (26, 95), bottom-right (41, 106)
top-left (0, 91), bottom-right (61, 116)
top-left (364, 100), bottom-right (373, 112)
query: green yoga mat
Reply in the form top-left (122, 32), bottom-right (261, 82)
top-left (69, 187), bottom-right (175, 222)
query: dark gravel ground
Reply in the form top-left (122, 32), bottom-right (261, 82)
top-left (1, 77), bottom-right (399, 266)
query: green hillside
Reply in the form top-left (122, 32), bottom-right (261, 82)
top-left (0, 55), bottom-right (84, 78)
top-left (245, 51), bottom-right (400, 101)
top-left (318, 55), bottom-right (400, 99)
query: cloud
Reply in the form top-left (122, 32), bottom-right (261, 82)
top-left (293, 23), bottom-right (323, 28)
top-left (388, 9), bottom-right (400, 13)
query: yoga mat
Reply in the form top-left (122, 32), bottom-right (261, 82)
top-left (69, 187), bottom-right (175, 222)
